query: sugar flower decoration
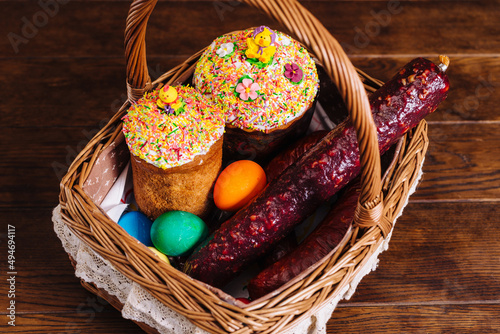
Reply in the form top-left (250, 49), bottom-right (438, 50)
top-left (284, 63), bottom-right (303, 83)
top-left (216, 42), bottom-right (234, 58)
top-left (164, 105), bottom-right (175, 115)
top-left (276, 34), bottom-right (291, 46)
top-left (235, 78), bottom-right (260, 101)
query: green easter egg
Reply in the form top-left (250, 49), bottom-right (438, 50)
top-left (151, 211), bottom-right (209, 256)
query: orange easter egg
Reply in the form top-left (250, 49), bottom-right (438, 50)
top-left (214, 160), bottom-right (267, 211)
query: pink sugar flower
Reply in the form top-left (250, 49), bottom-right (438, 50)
top-left (235, 78), bottom-right (260, 101)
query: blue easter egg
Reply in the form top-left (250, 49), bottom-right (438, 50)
top-left (118, 211), bottom-right (154, 246)
top-left (151, 211), bottom-right (209, 256)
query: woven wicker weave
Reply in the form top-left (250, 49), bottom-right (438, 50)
top-left (58, 0), bottom-right (430, 333)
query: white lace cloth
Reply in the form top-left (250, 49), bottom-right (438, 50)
top-left (52, 166), bottom-right (422, 334)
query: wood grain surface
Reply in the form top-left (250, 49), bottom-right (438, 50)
top-left (1, 0), bottom-right (499, 333)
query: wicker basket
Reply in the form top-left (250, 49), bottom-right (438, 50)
top-left (55, 0), bottom-right (430, 333)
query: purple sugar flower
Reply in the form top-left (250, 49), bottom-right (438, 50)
top-left (163, 105), bottom-right (175, 115)
top-left (284, 63), bottom-right (303, 83)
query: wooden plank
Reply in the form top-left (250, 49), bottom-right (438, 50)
top-left (344, 202), bottom-right (500, 304)
top-left (2, 1), bottom-right (499, 58)
top-left (1, 122), bottom-right (499, 207)
top-left (2, 55), bottom-right (499, 128)
top-left (415, 123), bottom-right (500, 201)
top-left (327, 304), bottom-right (500, 333)
top-left (7, 304), bottom-right (500, 333)
top-left (0, 1), bottom-right (270, 58)
top-left (0, 208), bottom-right (99, 312)
top-left (0, 167), bottom-right (61, 207)
top-left (4, 312), bottom-right (144, 333)
top-left (0, 127), bottom-right (97, 169)
top-left (0, 57), bottom-right (183, 128)
top-left (350, 56), bottom-right (500, 122)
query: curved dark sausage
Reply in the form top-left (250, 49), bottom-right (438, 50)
top-left (265, 130), bottom-right (329, 182)
top-left (248, 181), bottom-right (360, 299)
top-left (184, 58), bottom-right (450, 288)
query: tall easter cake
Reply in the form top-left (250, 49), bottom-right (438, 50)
top-left (194, 26), bottom-right (319, 162)
top-left (122, 85), bottom-right (225, 220)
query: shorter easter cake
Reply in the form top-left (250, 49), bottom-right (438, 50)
top-left (194, 26), bottom-right (320, 162)
top-left (122, 85), bottom-right (225, 220)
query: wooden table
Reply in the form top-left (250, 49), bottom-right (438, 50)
top-left (2, 0), bottom-right (499, 332)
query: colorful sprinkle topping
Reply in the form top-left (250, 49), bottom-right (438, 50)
top-left (122, 86), bottom-right (225, 169)
top-left (194, 28), bottom-right (319, 132)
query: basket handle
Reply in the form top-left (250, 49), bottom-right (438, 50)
top-left (124, 0), bottom-right (386, 234)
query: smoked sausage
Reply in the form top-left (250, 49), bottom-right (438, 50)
top-left (184, 58), bottom-right (450, 287)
